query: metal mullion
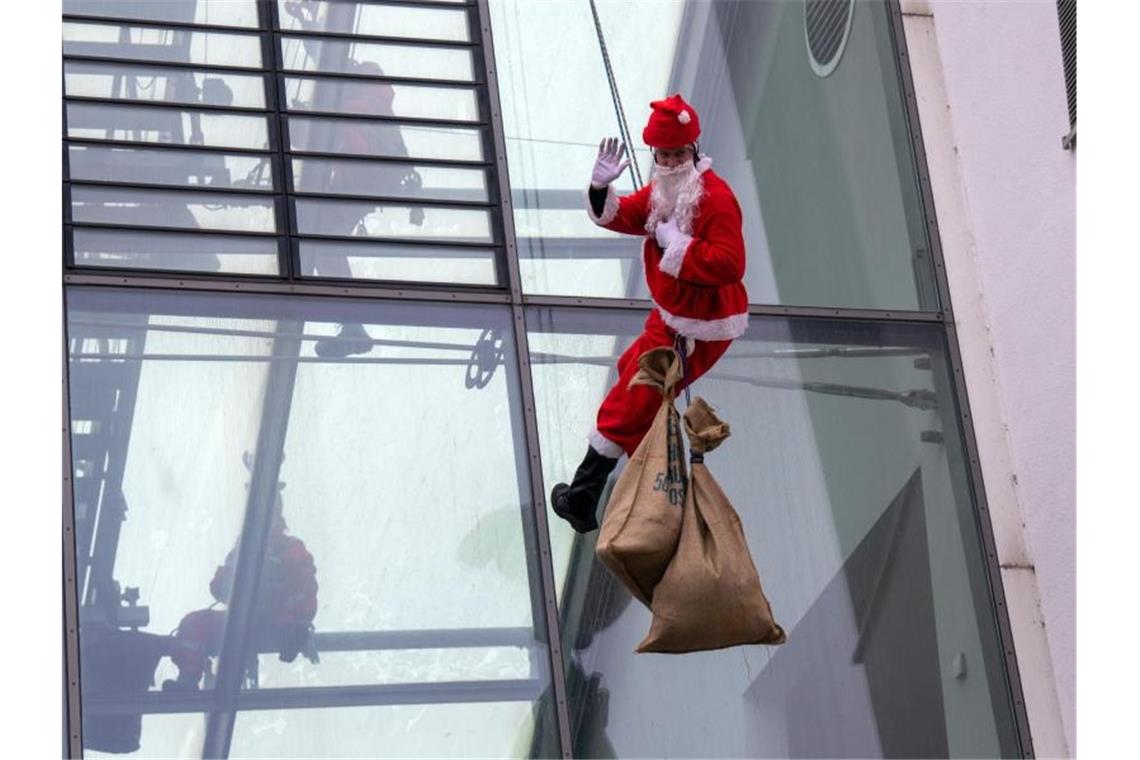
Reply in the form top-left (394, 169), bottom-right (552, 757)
top-left (354, 0), bottom-right (477, 10)
top-left (286, 147), bottom-right (492, 168)
top-left (64, 136), bottom-right (275, 158)
top-left (62, 13), bottom-right (257, 34)
top-left (68, 221), bottom-right (281, 239)
top-left (66, 178), bottom-right (277, 197)
top-left (63, 15), bottom-right (266, 36)
top-left (285, 69), bottom-right (481, 89)
top-left (67, 262), bottom-right (285, 282)
top-left (291, 189), bottom-right (493, 208)
top-left (82, 678), bottom-right (543, 718)
top-left (272, 27), bottom-right (478, 49)
top-left (886, 1), bottom-right (1033, 756)
top-left (517, 294), bottom-right (946, 324)
top-left (277, 51), bottom-right (481, 85)
top-left (279, 108), bottom-right (488, 127)
top-left (67, 221), bottom-right (493, 250)
top-left (64, 272), bottom-right (513, 304)
top-left (293, 231), bottom-right (497, 249)
top-left (476, 1), bottom-right (572, 757)
top-left (65, 222), bottom-right (279, 242)
top-left (62, 53), bottom-right (265, 76)
top-left (198, 8), bottom-right (288, 754)
top-left (266, 4), bottom-right (297, 281)
top-left (293, 235), bottom-right (504, 256)
top-left (63, 94), bottom-right (271, 116)
top-left (62, 293), bottom-right (84, 759)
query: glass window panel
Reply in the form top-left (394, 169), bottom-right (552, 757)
top-left (63, 21), bottom-right (263, 68)
top-left (230, 702), bottom-right (554, 759)
top-left (288, 116), bottom-right (484, 162)
top-left (294, 198), bottom-right (492, 243)
top-left (276, 0), bottom-right (471, 42)
top-left (69, 144), bottom-right (274, 192)
top-left (527, 306), bottom-right (1020, 758)
top-left (67, 287), bottom-right (557, 756)
top-left (281, 35), bottom-right (475, 81)
top-left (62, 0), bottom-right (259, 28)
top-left (80, 709), bottom-right (214, 758)
top-left (65, 60), bottom-right (266, 109)
top-left (72, 228), bottom-right (280, 275)
top-left (292, 157), bottom-right (489, 203)
top-left (67, 102), bottom-right (271, 151)
top-left (299, 239), bottom-right (499, 286)
top-left (491, 0), bottom-right (936, 309)
top-left (71, 186), bottom-right (277, 233)
top-left (285, 77), bottom-right (479, 122)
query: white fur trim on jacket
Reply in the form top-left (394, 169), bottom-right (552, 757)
top-left (588, 428), bottom-right (625, 459)
top-left (655, 302), bottom-right (749, 341)
top-left (696, 155), bottom-right (713, 174)
top-left (657, 232), bottom-right (693, 278)
top-left (585, 184), bottom-right (620, 226)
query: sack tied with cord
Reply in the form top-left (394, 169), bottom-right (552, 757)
top-left (595, 346), bottom-right (688, 607)
top-left (638, 396), bottom-right (786, 653)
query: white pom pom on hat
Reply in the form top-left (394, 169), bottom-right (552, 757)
top-left (677, 110), bottom-right (691, 125)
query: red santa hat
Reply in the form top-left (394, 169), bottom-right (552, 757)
top-left (642, 94), bottom-right (701, 148)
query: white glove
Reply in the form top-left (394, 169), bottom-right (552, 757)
top-left (591, 137), bottom-right (631, 188)
top-left (655, 217), bottom-right (682, 249)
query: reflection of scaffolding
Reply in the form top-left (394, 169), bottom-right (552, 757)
top-left (70, 317), bottom-right (937, 410)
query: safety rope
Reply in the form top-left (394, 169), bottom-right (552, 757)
top-left (587, 0), bottom-right (643, 189)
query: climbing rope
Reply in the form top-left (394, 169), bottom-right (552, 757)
top-left (587, 0), bottom-right (643, 190)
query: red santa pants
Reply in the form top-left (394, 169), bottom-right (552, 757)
top-left (593, 310), bottom-right (732, 458)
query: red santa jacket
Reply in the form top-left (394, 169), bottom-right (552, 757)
top-left (587, 160), bottom-right (749, 341)
top-left (211, 533), bottom-right (318, 628)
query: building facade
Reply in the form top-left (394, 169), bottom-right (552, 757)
top-left (62, 0), bottom-right (1074, 757)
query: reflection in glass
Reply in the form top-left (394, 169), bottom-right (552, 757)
top-left (285, 77), bottom-right (479, 122)
top-left (491, 0), bottom-right (936, 309)
top-left (230, 702), bottom-right (550, 759)
top-left (67, 102), bottom-right (271, 151)
top-left (294, 198), bottom-right (492, 243)
top-left (72, 228), bottom-right (279, 275)
top-left (71, 186), bottom-right (277, 233)
top-left (64, 21), bottom-right (263, 69)
top-left (67, 287), bottom-right (557, 756)
top-left (288, 116), bottom-right (484, 162)
top-left (293, 157), bottom-right (489, 203)
top-left (281, 36), bottom-right (475, 81)
top-left (63, 0), bottom-right (259, 28)
top-left (276, 0), bottom-right (471, 42)
top-left (298, 239), bottom-right (499, 286)
top-left (69, 144), bottom-right (274, 192)
top-left (65, 60), bottom-right (267, 109)
top-left (527, 306), bottom-right (1020, 758)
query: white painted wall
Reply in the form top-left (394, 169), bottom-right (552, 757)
top-left (902, 1), bottom-right (1075, 755)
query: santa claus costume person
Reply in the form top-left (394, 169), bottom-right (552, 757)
top-left (551, 94), bottom-right (749, 533)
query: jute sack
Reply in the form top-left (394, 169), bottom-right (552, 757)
top-left (596, 346), bottom-right (687, 607)
top-left (638, 397), bottom-right (786, 653)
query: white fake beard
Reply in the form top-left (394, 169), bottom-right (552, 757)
top-left (646, 161), bottom-right (704, 235)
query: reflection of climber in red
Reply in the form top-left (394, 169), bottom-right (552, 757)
top-left (163, 492), bottom-right (318, 691)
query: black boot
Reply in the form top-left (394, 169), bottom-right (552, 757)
top-left (314, 323), bottom-right (373, 358)
top-left (551, 447), bottom-right (619, 533)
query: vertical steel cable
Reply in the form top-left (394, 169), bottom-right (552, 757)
top-left (587, 0), bottom-right (643, 189)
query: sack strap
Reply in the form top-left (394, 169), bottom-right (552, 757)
top-left (674, 333), bottom-right (692, 410)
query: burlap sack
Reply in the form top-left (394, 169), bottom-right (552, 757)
top-left (595, 347), bottom-right (687, 607)
top-left (638, 397), bottom-right (786, 653)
